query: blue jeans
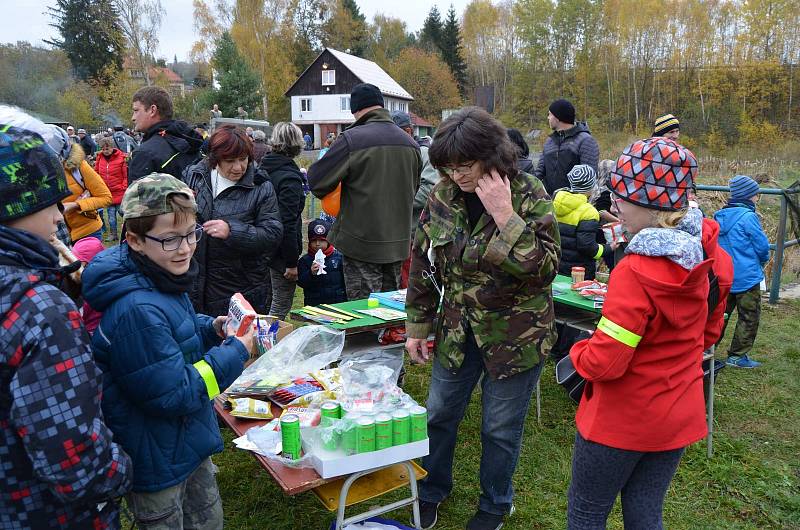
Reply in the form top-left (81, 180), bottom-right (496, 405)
top-left (420, 327), bottom-right (543, 515)
top-left (100, 205), bottom-right (119, 239)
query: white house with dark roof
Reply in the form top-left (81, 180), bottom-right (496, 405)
top-left (285, 48), bottom-right (414, 148)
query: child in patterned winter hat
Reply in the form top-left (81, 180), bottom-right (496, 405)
top-left (566, 136), bottom-right (729, 530)
top-left (0, 110), bottom-right (133, 529)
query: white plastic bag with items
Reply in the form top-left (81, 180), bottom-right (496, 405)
top-left (227, 325), bottom-right (345, 394)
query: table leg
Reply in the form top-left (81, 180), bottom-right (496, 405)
top-left (707, 345), bottom-right (715, 458)
top-left (334, 461), bottom-right (422, 530)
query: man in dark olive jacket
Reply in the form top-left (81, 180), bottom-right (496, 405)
top-left (534, 98), bottom-right (600, 196)
top-left (307, 83), bottom-right (422, 300)
top-left (129, 86), bottom-right (203, 183)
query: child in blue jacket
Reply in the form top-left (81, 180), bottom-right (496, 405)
top-left (714, 175), bottom-right (770, 368)
top-left (83, 173), bottom-right (254, 529)
top-left (297, 219), bottom-right (347, 306)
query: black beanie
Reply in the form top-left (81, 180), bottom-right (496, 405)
top-left (549, 99), bottom-right (576, 124)
top-left (350, 83), bottom-right (384, 114)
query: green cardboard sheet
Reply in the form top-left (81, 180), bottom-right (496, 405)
top-left (552, 274), bottom-right (603, 314)
top-left (291, 299), bottom-right (406, 330)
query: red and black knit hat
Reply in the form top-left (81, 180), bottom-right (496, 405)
top-left (610, 137), bottom-right (697, 211)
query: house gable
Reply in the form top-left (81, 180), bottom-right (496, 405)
top-left (285, 49), bottom-right (363, 98)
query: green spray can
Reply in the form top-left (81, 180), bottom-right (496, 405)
top-left (392, 409), bottom-right (410, 445)
top-left (341, 412), bottom-right (361, 456)
top-left (374, 413), bottom-right (393, 450)
top-left (320, 402), bottom-right (341, 451)
top-left (409, 406), bottom-right (428, 442)
top-left (356, 416), bottom-right (376, 453)
top-left (280, 414), bottom-right (302, 460)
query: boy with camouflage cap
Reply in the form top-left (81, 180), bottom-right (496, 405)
top-left (0, 115), bottom-right (132, 529)
top-left (82, 173), bottom-right (254, 529)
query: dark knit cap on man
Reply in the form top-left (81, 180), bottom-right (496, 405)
top-left (350, 83), bottom-right (384, 114)
top-left (0, 125), bottom-right (69, 221)
top-left (549, 99), bottom-right (576, 124)
top-left (653, 114), bottom-right (680, 136)
top-left (729, 175), bottom-right (760, 203)
top-left (610, 137), bottom-right (697, 211)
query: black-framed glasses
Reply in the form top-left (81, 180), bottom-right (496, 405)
top-left (438, 161), bottom-right (478, 177)
top-left (144, 224), bottom-right (203, 251)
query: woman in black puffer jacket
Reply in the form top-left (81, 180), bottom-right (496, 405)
top-left (183, 125), bottom-right (283, 316)
top-left (258, 122), bottom-right (306, 320)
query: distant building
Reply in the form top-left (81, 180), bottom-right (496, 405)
top-left (410, 112), bottom-right (435, 139)
top-left (123, 58), bottom-right (186, 99)
top-left (285, 48), bottom-right (414, 148)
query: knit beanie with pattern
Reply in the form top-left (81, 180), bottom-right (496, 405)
top-left (610, 137), bottom-right (697, 211)
top-left (567, 164), bottom-right (596, 193)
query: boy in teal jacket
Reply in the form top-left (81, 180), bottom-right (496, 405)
top-left (714, 175), bottom-right (770, 368)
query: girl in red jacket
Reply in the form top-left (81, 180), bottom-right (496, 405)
top-left (567, 138), bottom-right (727, 529)
top-left (94, 136), bottom-right (128, 241)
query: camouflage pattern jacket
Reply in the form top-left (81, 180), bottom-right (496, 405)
top-left (405, 172), bottom-right (561, 379)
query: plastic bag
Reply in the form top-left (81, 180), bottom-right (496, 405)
top-left (227, 325), bottom-right (345, 396)
top-left (338, 349), bottom-right (411, 414)
top-left (244, 423), bottom-right (317, 469)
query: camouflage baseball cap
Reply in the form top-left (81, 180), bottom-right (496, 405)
top-left (121, 172), bottom-right (196, 220)
top-left (0, 124), bottom-right (69, 222)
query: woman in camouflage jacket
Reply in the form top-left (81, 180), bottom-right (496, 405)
top-left (405, 107), bottom-right (561, 530)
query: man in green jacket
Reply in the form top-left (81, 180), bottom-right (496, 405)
top-left (308, 83), bottom-right (422, 300)
top-left (405, 107), bottom-right (560, 530)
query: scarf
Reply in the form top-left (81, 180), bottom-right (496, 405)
top-left (130, 249), bottom-right (198, 294)
top-left (625, 207), bottom-right (704, 270)
top-left (725, 199), bottom-right (756, 211)
top-left (308, 241), bottom-right (336, 257)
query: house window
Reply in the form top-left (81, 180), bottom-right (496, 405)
top-left (301, 98), bottom-right (312, 112)
top-left (399, 102), bottom-right (407, 112)
top-left (340, 97), bottom-right (350, 111)
top-left (322, 70), bottom-right (336, 86)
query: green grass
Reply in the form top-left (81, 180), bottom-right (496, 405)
top-left (207, 290), bottom-right (800, 529)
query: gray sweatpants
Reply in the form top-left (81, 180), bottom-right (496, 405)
top-left (266, 268), bottom-right (297, 320)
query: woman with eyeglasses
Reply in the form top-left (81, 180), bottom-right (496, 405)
top-left (183, 125), bottom-right (283, 316)
top-left (405, 107), bottom-right (561, 530)
top-left (83, 173), bottom-right (255, 529)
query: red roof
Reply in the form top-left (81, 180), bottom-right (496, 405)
top-left (122, 57), bottom-right (183, 84)
top-left (410, 112), bottom-right (432, 127)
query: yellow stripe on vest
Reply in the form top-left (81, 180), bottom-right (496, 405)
top-left (597, 317), bottom-right (642, 348)
top-left (593, 244), bottom-right (604, 259)
top-left (161, 152), bottom-right (180, 169)
top-left (193, 360), bottom-right (220, 400)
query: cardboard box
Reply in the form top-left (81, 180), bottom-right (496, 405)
top-left (257, 316), bottom-right (294, 343)
top-left (302, 433), bottom-right (429, 479)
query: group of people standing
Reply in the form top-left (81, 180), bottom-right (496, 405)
top-left (0, 75), bottom-right (773, 530)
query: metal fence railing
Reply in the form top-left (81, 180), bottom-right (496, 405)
top-left (697, 184), bottom-right (800, 304)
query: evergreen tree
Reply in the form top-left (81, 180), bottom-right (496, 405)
top-left (419, 6), bottom-right (444, 53)
top-left (441, 4), bottom-right (467, 96)
top-left (342, 0), bottom-right (368, 56)
top-left (211, 32), bottom-right (262, 117)
top-left (46, 0), bottom-right (125, 87)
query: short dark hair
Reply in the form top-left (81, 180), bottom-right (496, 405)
top-left (132, 86), bottom-right (173, 120)
top-left (429, 107), bottom-right (518, 179)
top-left (506, 128), bottom-right (529, 158)
top-left (207, 125), bottom-right (253, 168)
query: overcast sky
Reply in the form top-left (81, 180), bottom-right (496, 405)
top-left (2, 0), bottom-right (473, 62)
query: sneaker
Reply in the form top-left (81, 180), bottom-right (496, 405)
top-left (417, 500), bottom-right (440, 529)
top-left (466, 509), bottom-right (506, 530)
top-left (726, 355), bottom-right (762, 368)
